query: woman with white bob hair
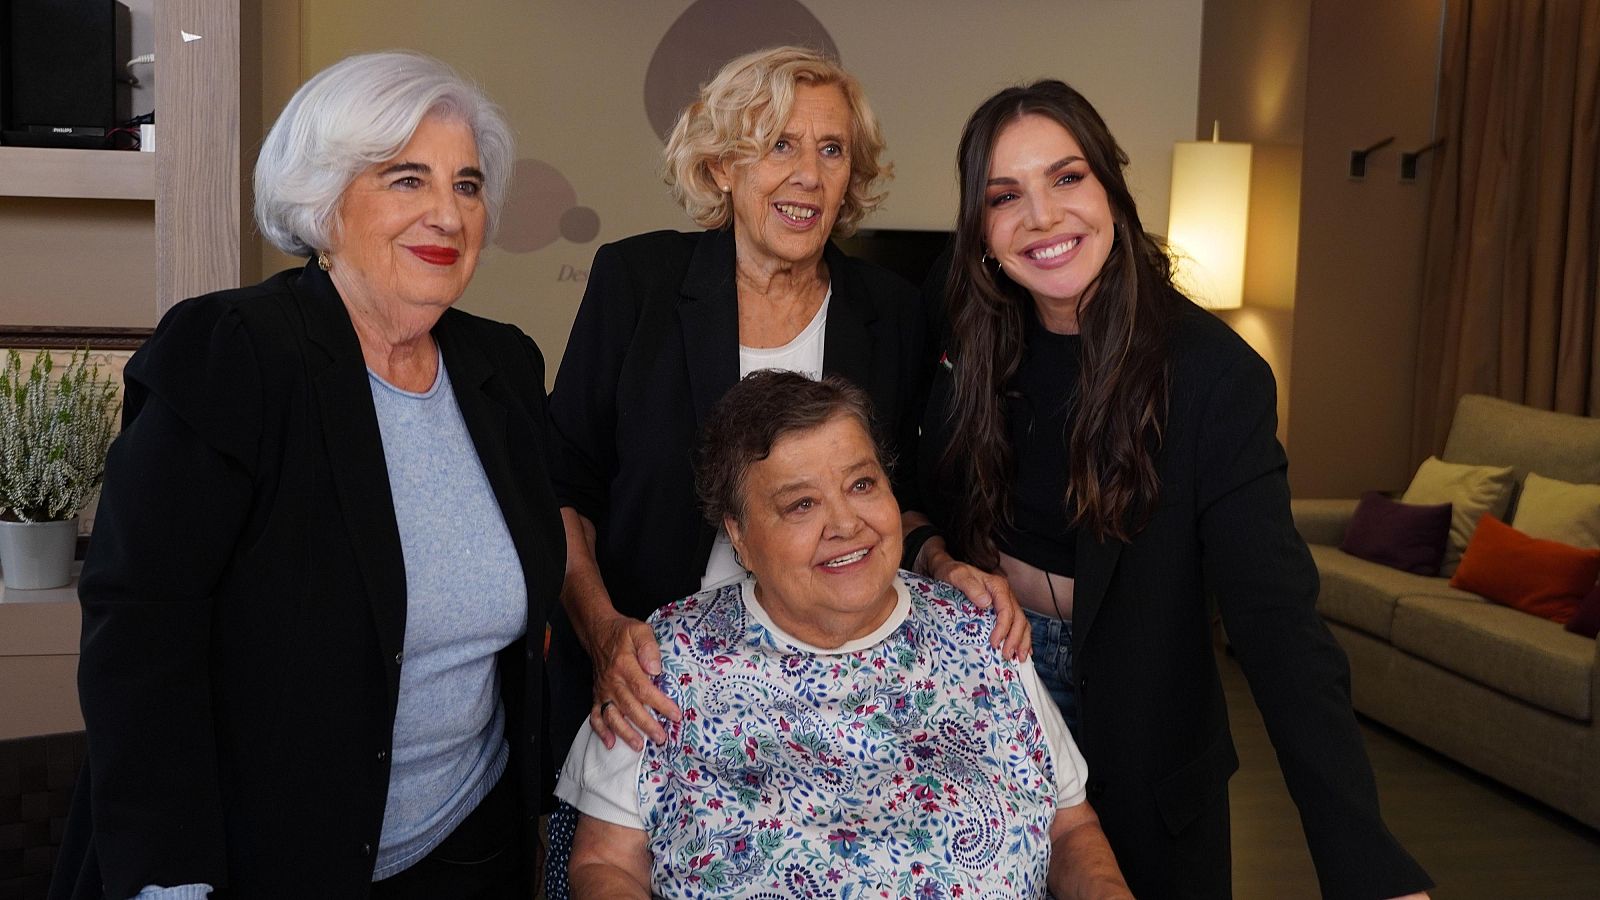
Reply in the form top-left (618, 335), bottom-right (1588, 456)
top-left (52, 51), bottom-right (563, 900)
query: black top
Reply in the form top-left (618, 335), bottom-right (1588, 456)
top-left (55, 263), bottom-right (563, 899)
top-left (997, 311), bottom-right (1082, 577)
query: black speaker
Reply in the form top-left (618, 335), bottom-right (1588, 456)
top-left (1, 0), bottom-right (130, 148)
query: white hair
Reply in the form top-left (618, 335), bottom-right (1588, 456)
top-left (254, 51), bottom-right (515, 257)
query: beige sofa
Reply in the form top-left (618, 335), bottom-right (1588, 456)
top-left (1293, 394), bottom-right (1600, 830)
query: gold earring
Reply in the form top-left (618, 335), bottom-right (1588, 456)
top-left (317, 251), bottom-right (332, 272)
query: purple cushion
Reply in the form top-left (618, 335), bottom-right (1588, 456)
top-left (1339, 491), bottom-right (1452, 576)
top-left (1565, 581), bottom-right (1600, 639)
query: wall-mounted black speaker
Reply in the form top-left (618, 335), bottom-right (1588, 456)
top-left (1, 0), bottom-right (131, 148)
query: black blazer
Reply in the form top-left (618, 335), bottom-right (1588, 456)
top-left (52, 263), bottom-right (564, 899)
top-left (545, 228), bottom-right (926, 757)
top-left (922, 304), bottom-right (1430, 899)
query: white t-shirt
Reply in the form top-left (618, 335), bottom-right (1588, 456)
top-left (700, 290), bottom-right (831, 590)
top-left (555, 577), bottom-right (1089, 830)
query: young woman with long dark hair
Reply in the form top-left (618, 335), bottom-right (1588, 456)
top-left (910, 80), bottom-right (1432, 899)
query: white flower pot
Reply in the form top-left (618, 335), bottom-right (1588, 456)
top-left (0, 516), bottom-right (79, 590)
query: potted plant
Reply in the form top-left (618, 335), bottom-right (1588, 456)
top-left (0, 348), bottom-right (119, 590)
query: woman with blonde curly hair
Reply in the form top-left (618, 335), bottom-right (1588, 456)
top-left (543, 46), bottom-right (1028, 896)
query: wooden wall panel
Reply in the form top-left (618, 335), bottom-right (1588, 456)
top-left (154, 1), bottom-right (242, 311)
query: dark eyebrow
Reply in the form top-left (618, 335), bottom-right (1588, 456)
top-left (772, 457), bottom-right (878, 496)
top-left (776, 130), bottom-right (847, 145)
top-left (987, 155), bottom-right (1084, 187)
top-left (377, 161), bottom-right (429, 177)
top-left (374, 162), bottom-right (485, 181)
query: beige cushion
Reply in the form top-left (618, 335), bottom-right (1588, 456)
top-left (1391, 594), bottom-right (1594, 721)
top-left (1309, 544), bottom-right (1473, 640)
top-left (1402, 456), bottom-right (1516, 576)
top-left (1511, 472), bottom-right (1600, 550)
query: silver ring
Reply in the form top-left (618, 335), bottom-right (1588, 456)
top-left (598, 699), bottom-right (615, 715)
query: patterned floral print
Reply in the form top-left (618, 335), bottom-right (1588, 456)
top-left (637, 573), bottom-right (1059, 899)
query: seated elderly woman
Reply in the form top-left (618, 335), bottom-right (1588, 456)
top-left (557, 370), bottom-right (1131, 899)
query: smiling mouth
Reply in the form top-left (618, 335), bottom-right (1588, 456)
top-left (1027, 237), bottom-right (1081, 260)
top-left (774, 202), bottom-right (820, 225)
top-left (822, 547), bottom-right (870, 568)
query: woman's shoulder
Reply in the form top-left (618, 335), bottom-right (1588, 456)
top-left (1166, 295), bottom-right (1269, 374)
top-left (435, 309), bottom-right (548, 393)
top-left (595, 229), bottom-right (706, 266)
top-left (135, 269), bottom-right (306, 373)
top-left (829, 244), bottom-right (920, 307)
top-left (901, 572), bottom-right (1002, 643)
top-left (122, 271), bottom-right (310, 465)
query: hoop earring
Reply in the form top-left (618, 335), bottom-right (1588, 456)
top-left (317, 251), bottom-right (332, 272)
top-left (981, 249), bottom-right (1003, 276)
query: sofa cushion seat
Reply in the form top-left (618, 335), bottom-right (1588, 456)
top-left (1309, 545), bottom-right (1475, 640)
top-left (1391, 594), bottom-right (1595, 721)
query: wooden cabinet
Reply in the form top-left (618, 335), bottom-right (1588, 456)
top-left (0, 581), bottom-right (83, 741)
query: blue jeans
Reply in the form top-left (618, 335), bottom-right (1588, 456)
top-left (1024, 608), bottom-right (1078, 735)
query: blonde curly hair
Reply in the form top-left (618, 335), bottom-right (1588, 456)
top-left (662, 46), bottom-right (890, 238)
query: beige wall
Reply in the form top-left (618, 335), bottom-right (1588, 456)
top-left (1286, 0), bottom-right (1444, 497)
top-left (284, 0), bottom-right (1205, 380)
top-left (1196, 0), bottom-right (1311, 443)
top-left (1197, 0), bottom-right (1446, 497)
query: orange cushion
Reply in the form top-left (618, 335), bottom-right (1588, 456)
top-left (1450, 515), bottom-right (1600, 624)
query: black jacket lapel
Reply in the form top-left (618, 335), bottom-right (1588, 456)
top-left (821, 241), bottom-right (875, 388)
top-left (1072, 533), bottom-right (1123, 654)
top-left (292, 263), bottom-right (409, 664)
top-left (679, 229), bottom-right (741, 428)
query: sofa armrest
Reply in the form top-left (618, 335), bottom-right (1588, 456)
top-left (1291, 498), bottom-right (1359, 547)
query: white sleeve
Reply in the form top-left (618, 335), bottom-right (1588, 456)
top-left (553, 720), bottom-right (649, 829)
top-left (1017, 659), bottom-right (1089, 808)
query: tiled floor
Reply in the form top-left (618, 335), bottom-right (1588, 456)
top-left (1222, 651), bottom-right (1600, 899)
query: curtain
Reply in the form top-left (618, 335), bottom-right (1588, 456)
top-left (1412, 0), bottom-right (1600, 458)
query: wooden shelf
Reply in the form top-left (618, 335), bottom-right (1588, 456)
top-left (0, 146), bottom-right (155, 200)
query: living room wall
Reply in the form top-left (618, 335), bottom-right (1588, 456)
top-left (254, 0), bottom-right (1206, 378)
top-left (1196, 0), bottom-right (1445, 499)
top-left (1286, 0), bottom-right (1445, 498)
top-left (1195, 0), bottom-right (1310, 445)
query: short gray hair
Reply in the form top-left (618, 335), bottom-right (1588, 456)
top-left (695, 370), bottom-right (886, 527)
top-left (254, 51), bottom-right (515, 257)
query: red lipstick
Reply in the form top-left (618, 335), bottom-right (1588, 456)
top-left (406, 245), bottom-right (460, 266)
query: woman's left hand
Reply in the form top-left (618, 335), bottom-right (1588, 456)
top-left (929, 548), bottom-right (1031, 662)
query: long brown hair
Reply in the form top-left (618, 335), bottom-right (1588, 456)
top-left (939, 80), bottom-right (1184, 564)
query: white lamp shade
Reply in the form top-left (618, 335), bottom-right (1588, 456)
top-left (1167, 141), bottom-right (1252, 310)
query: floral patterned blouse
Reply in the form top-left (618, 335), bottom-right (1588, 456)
top-left (557, 574), bottom-right (1087, 899)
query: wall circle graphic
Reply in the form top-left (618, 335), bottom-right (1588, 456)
top-left (559, 206), bottom-right (601, 244)
top-left (644, 0), bottom-right (839, 142)
top-left (495, 157), bottom-right (597, 253)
